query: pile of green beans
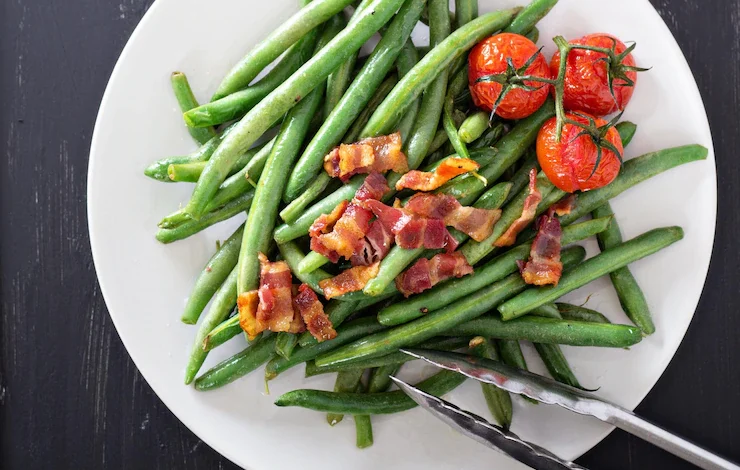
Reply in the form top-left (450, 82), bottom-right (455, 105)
top-left (141, 0), bottom-right (711, 448)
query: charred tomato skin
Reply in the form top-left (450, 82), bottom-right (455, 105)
top-left (468, 33), bottom-right (552, 120)
top-left (550, 33), bottom-right (638, 116)
top-left (536, 113), bottom-right (623, 193)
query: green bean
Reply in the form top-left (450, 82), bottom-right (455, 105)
top-left (533, 343), bottom-right (581, 388)
top-left (616, 121), bottom-right (637, 147)
top-left (182, 224), bottom-right (244, 324)
top-left (448, 316), bottom-right (642, 348)
top-left (156, 191), bottom-right (254, 244)
top-left (394, 42), bottom-right (422, 143)
top-left (362, 178), bottom-right (512, 297)
top-left (327, 369), bottom-right (364, 425)
top-left (170, 71), bottom-right (216, 144)
top-left (185, 268), bottom-right (238, 384)
top-left (211, 0), bottom-right (355, 100)
top-left (194, 334), bottom-right (277, 391)
top-left (497, 338), bottom-right (538, 404)
top-left (524, 26), bottom-right (539, 43)
top-left (442, 97), bottom-right (470, 160)
top-left (470, 338), bottom-right (512, 428)
top-left (377, 219), bottom-right (608, 326)
top-left (157, 138), bottom-right (274, 230)
top-left (277, 241), bottom-right (331, 294)
top-left (144, 125), bottom-right (233, 182)
top-left (503, 151), bottom-right (538, 205)
top-left (420, 5), bottom-right (455, 28)
top-left (592, 203), bottom-right (655, 334)
top-left (354, 413), bottom-right (374, 448)
top-left (202, 312), bottom-right (241, 351)
top-left (279, 173), bottom-right (332, 223)
top-left (460, 171), bottom-right (556, 265)
top-left (369, 363), bottom-right (402, 393)
top-left (384, 0), bottom-right (453, 194)
top-left (283, 0), bottom-right (426, 201)
top-left (556, 303), bottom-right (610, 324)
top-left (169, 150), bottom-right (258, 182)
top-left (448, 0), bottom-right (478, 74)
top-left (187, 0), bottom-right (405, 220)
top-left (236, 76), bottom-right (325, 294)
top-left (185, 5), bottom-right (319, 127)
top-left (315, 247), bottom-right (586, 368)
top-left (276, 332), bottom-right (299, 360)
top-left (499, 227), bottom-right (684, 320)
top-left (305, 336), bottom-right (471, 376)
top-left (275, 369), bottom-right (466, 414)
top-left (458, 112), bottom-right (489, 144)
top-left (341, 74), bottom-right (399, 145)
top-left (528, 306), bottom-right (582, 388)
top-left (439, 100), bottom-right (555, 205)
top-left (298, 300), bottom-right (360, 348)
top-left (502, 0), bottom-right (558, 35)
top-left (427, 128), bottom-right (452, 156)
top-left (530, 303), bottom-right (561, 319)
top-left (469, 122), bottom-right (505, 150)
top-left (265, 317), bottom-right (386, 379)
top-left (361, 8), bottom-right (520, 137)
top-left (324, 18), bottom-right (358, 121)
top-left (167, 162), bottom-right (205, 183)
top-left (559, 145), bottom-right (708, 226)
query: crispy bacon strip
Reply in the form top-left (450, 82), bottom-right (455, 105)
top-left (354, 172), bottom-right (390, 202)
top-left (404, 193), bottom-right (501, 242)
top-left (395, 252), bottom-right (473, 297)
top-left (309, 200), bottom-right (348, 238)
top-left (550, 194), bottom-right (576, 216)
top-left (395, 157), bottom-right (480, 191)
top-left (237, 290), bottom-right (264, 339)
top-left (364, 199), bottom-right (457, 251)
top-left (319, 262), bottom-right (380, 300)
top-left (494, 169), bottom-right (542, 247)
top-left (518, 211), bottom-right (563, 285)
top-left (310, 203), bottom-right (373, 261)
top-left (323, 132), bottom-right (408, 181)
top-left (255, 253), bottom-right (295, 332)
top-left (294, 284), bottom-right (336, 341)
top-left (350, 219), bottom-right (393, 266)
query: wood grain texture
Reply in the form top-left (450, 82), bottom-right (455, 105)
top-left (0, 0), bottom-right (738, 469)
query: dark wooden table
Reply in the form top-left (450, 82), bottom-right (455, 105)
top-left (1, 1), bottom-right (738, 468)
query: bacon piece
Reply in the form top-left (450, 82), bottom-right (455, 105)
top-left (323, 132), bottom-right (408, 181)
top-left (255, 253), bottom-right (295, 332)
top-left (364, 199), bottom-right (457, 251)
top-left (350, 219), bottom-right (393, 266)
top-left (354, 172), bottom-right (390, 202)
top-left (395, 252), bottom-right (473, 297)
top-left (294, 284), bottom-right (336, 341)
top-left (309, 200), bottom-right (348, 238)
top-left (319, 262), bottom-right (380, 300)
top-left (550, 194), bottom-right (576, 216)
top-left (495, 169), bottom-right (542, 247)
top-left (311, 203), bottom-right (373, 261)
top-left (395, 157), bottom-right (480, 191)
top-left (518, 211), bottom-right (563, 285)
top-left (237, 290), bottom-right (265, 340)
top-left (405, 193), bottom-right (501, 242)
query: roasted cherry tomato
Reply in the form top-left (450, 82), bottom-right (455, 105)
top-left (468, 33), bottom-right (552, 120)
top-left (536, 112), bottom-right (623, 193)
top-left (550, 33), bottom-right (639, 116)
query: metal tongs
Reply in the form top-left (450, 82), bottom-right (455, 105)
top-left (391, 349), bottom-right (740, 470)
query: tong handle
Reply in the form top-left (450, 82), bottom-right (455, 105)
top-left (610, 408), bottom-right (740, 470)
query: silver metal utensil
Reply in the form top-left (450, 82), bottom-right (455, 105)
top-left (399, 348), bottom-right (740, 470)
top-left (391, 376), bottom-right (589, 470)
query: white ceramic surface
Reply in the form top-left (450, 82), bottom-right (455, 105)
top-left (87, 1), bottom-right (716, 468)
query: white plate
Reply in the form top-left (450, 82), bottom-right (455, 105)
top-left (88, 0), bottom-right (716, 468)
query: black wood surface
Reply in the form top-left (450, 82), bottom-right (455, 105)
top-left (1, 1), bottom-right (738, 468)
